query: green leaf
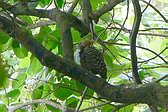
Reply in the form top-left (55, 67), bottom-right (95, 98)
top-left (73, 80), bottom-right (94, 99)
top-left (65, 97), bottom-right (79, 108)
top-left (104, 45), bottom-right (119, 69)
top-left (139, 70), bottom-right (145, 80)
top-left (95, 26), bottom-right (107, 40)
top-left (108, 64), bottom-right (123, 78)
top-left (53, 83), bottom-right (73, 100)
top-left (101, 105), bottom-right (113, 112)
top-left (46, 101), bottom-right (61, 112)
top-left (12, 73), bottom-right (27, 89)
top-left (12, 40), bottom-right (28, 59)
top-left (85, 88), bottom-right (94, 99)
top-left (119, 104), bottom-right (134, 112)
top-left (101, 12), bottom-right (112, 22)
top-left (44, 39), bottom-right (57, 50)
top-left (44, 34), bottom-right (58, 42)
top-left (19, 55), bottom-right (30, 68)
top-left (74, 80), bottom-right (85, 92)
top-left (36, 105), bottom-right (47, 112)
top-left (107, 45), bottom-right (119, 59)
top-left (0, 104), bottom-right (7, 112)
top-left (104, 52), bottom-right (113, 69)
top-left (54, 87), bottom-right (73, 100)
top-left (32, 85), bottom-right (43, 99)
top-left (50, 29), bottom-right (61, 41)
top-left (160, 108), bottom-right (167, 112)
top-left (40, 0), bottom-right (51, 6)
top-left (19, 15), bottom-right (33, 24)
top-left (56, 0), bottom-right (64, 8)
top-left (0, 31), bottom-right (10, 45)
top-left (132, 104), bottom-right (147, 112)
top-left (90, 0), bottom-right (104, 10)
top-left (120, 35), bottom-right (129, 43)
top-left (61, 77), bottom-right (71, 84)
top-left (15, 109), bottom-right (27, 112)
top-left (35, 26), bottom-right (53, 44)
top-left (50, 29), bottom-right (62, 55)
top-left (160, 81), bottom-right (168, 86)
top-left (0, 66), bottom-right (9, 88)
top-left (71, 28), bottom-right (81, 43)
top-left (39, 26), bottom-right (52, 36)
top-left (0, 38), bottom-right (12, 53)
top-left (57, 44), bottom-right (63, 55)
top-left (42, 83), bottom-right (52, 98)
top-left (8, 89), bottom-right (21, 99)
top-left (27, 55), bottom-right (43, 74)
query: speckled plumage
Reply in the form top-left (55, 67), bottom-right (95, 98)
top-left (79, 41), bottom-right (107, 80)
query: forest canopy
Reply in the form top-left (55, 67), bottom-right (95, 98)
top-left (0, 0), bottom-right (168, 112)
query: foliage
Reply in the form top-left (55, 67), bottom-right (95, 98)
top-left (0, 0), bottom-right (168, 112)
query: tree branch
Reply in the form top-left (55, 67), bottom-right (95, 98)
top-left (131, 1), bottom-right (159, 111)
top-left (8, 99), bottom-right (76, 112)
top-left (89, 0), bottom-right (125, 23)
top-left (0, 1), bottom-right (89, 37)
top-left (130, 0), bottom-right (142, 84)
top-left (57, 23), bottom-right (74, 61)
top-left (82, 0), bottom-right (92, 29)
top-left (155, 74), bottom-right (168, 83)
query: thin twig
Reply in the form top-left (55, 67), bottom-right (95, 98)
top-left (108, 26), bottom-right (168, 37)
top-left (142, 0), bottom-right (168, 23)
top-left (110, 42), bottom-right (168, 65)
top-left (139, 47), bottom-right (168, 64)
top-left (139, 27), bottom-right (168, 32)
top-left (75, 87), bottom-right (88, 112)
top-left (80, 101), bottom-right (112, 111)
top-left (112, 104), bottom-right (130, 112)
top-left (138, 32), bottom-right (168, 37)
top-left (141, 0), bottom-right (151, 14)
top-left (108, 65), bottom-right (168, 71)
top-left (155, 74), bottom-right (168, 83)
top-left (68, 0), bottom-right (79, 14)
top-left (8, 99), bottom-right (76, 112)
top-left (112, 0), bottom-right (129, 41)
top-left (28, 20), bottom-right (56, 29)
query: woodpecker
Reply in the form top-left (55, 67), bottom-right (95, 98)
top-left (79, 41), bottom-right (107, 80)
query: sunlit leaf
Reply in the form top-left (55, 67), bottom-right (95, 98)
top-left (12, 40), bottom-right (28, 59)
top-left (8, 89), bottom-right (21, 99)
top-left (53, 83), bottom-right (73, 100)
top-left (95, 26), bottom-right (107, 40)
top-left (32, 85), bottom-right (43, 99)
top-left (12, 73), bottom-right (27, 89)
top-left (65, 97), bottom-right (79, 108)
top-left (0, 104), bottom-right (7, 112)
top-left (27, 55), bottom-right (43, 74)
top-left (0, 62), bottom-right (9, 88)
top-left (19, 15), bottom-right (33, 24)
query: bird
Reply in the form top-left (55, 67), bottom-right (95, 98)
top-left (78, 40), bottom-right (107, 80)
